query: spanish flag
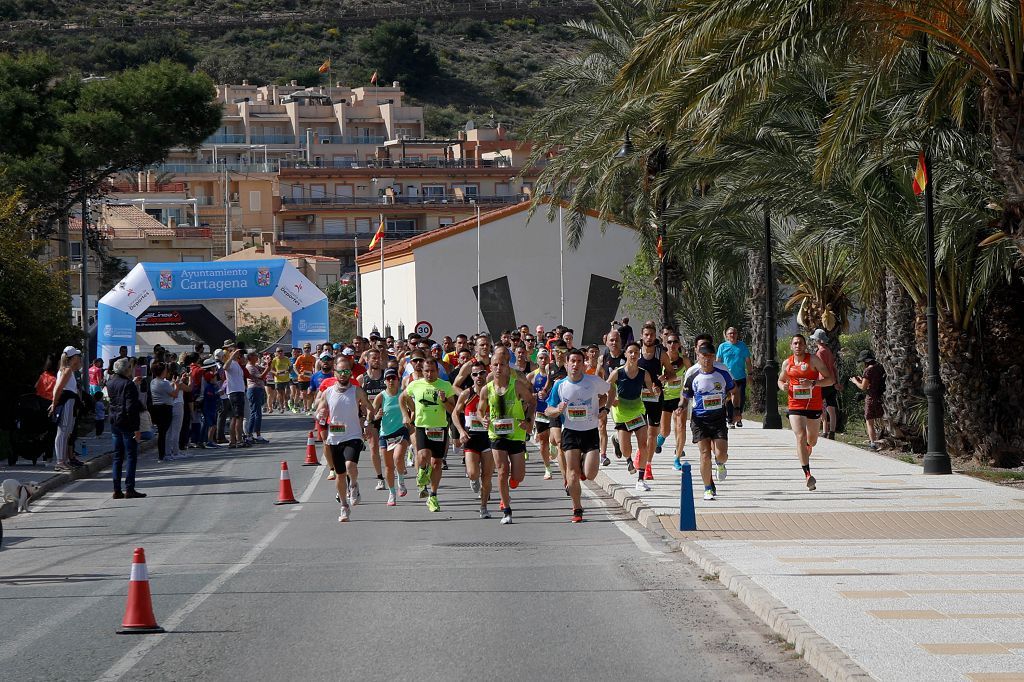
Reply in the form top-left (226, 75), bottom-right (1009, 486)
top-left (318, 59), bottom-right (331, 74)
top-left (656, 235), bottom-right (665, 261)
top-left (912, 151), bottom-right (928, 196)
top-left (370, 71), bottom-right (378, 85)
top-left (368, 218), bottom-right (385, 251)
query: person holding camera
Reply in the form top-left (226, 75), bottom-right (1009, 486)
top-left (850, 350), bottom-right (885, 450)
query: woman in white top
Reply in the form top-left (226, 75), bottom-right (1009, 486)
top-left (49, 346), bottom-right (84, 472)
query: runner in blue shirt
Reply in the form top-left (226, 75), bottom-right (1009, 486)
top-left (683, 341), bottom-right (735, 502)
top-left (715, 327), bottom-right (752, 427)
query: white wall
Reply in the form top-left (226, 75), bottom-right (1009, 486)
top-left (359, 260), bottom-right (417, 335)
top-left (410, 210), bottom-right (638, 339)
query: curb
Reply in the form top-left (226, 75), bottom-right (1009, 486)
top-left (592, 470), bottom-right (874, 682)
top-left (0, 439), bottom-right (157, 519)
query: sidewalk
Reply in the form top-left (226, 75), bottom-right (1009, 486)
top-left (596, 422), bottom-right (1024, 682)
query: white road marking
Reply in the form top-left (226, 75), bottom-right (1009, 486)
top-left (582, 483), bottom-right (672, 561)
top-left (94, 464), bottom-right (323, 682)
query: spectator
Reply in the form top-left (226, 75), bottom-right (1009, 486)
top-left (49, 346), bottom-right (85, 473)
top-left (167, 362), bottom-right (190, 460)
top-left (223, 344), bottom-right (248, 448)
top-left (149, 362), bottom-right (176, 462)
top-left (88, 358), bottom-right (105, 397)
top-left (245, 351), bottom-right (270, 444)
top-left (617, 317), bottom-right (635, 345)
top-left (810, 329), bottom-right (839, 439)
top-left (716, 327), bottom-right (752, 427)
top-left (107, 357), bottom-right (146, 498)
top-left (35, 353), bottom-right (58, 402)
top-left (199, 358), bottom-right (222, 448)
top-left (850, 350), bottom-right (886, 450)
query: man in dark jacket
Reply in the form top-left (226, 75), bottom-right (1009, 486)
top-left (107, 357), bottom-right (147, 499)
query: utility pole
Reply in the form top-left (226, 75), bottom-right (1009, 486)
top-left (223, 165), bottom-right (231, 257)
top-left (80, 192), bottom-right (90, 374)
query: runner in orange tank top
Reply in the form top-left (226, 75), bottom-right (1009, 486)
top-left (777, 334), bottom-right (834, 491)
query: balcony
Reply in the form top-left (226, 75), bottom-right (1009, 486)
top-left (250, 134), bottom-right (297, 145)
top-left (205, 134), bottom-right (247, 144)
top-left (280, 194), bottom-right (528, 209)
top-left (318, 135), bottom-right (386, 145)
top-left (153, 161), bottom-right (280, 175)
top-left (279, 158), bottom-right (513, 170)
top-left (279, 229), bottom-right (420, 242)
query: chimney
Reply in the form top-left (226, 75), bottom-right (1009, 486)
top-left (392, 81), bottom-right (400, 88)
top-left (146, 170), bottom-right (153, 192)
top-left (168, 215), bottom-right (176, 229)
top-left (242, 79), bottom-right (249, 86)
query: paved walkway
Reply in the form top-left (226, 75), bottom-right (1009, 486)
top-left (596, 421), bottom-right (1024, 682)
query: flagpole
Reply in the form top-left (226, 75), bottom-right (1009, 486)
top-left (354, 235), bottom-right (361, 337)
top-left (558, 205), bottom-right (565, 325)
top-left (380, 213), bottom-right (385, 336)
top-left (921, 147), bottom-right (950, 474)
top-left (476, 205), bottom-right (481, 333)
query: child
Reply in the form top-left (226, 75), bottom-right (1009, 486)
top-left (94, 397), bottom-right (107, 437)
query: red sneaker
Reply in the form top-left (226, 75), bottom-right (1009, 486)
top-left (509, 478), bottom-right (519, 489)
top-left (571, 509), bottom-right (584, 523)
top-left (644, 464), bottom-right (654, 480)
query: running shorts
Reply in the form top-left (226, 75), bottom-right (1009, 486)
top-left (275, 382), bottom-right (290, 392)
top-left (534, 419), bottom-right (551, 433)
top-left (229, 392), bottom-right (245, 418)
top-left (381, 426), bottom-right (410, 449)
top-left (561, 427), bottom-right (600, 454)
top-left (644, 398), bottom-right (662, 426)
top-left (821, 385), bottom-right (838, 408)
top-left (464, 432), bottom-right (490, 455)
top-left (325, 438), bottom-right (364, 464)
top-left (490, 437), bottom-right (526, 455)
top-left (297, 381), bottom-right (310, 391)
top-left (787, 409), bottom-right (822, 419)
top-left (661, 398), bottom-right (680, 413)
top-left (691, 411), bottom-right (729, 443)
top-left (415, 426), bottom-right (449, 459)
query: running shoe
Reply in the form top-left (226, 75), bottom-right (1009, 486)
top-left (254, 437), bottom-right (270, 444)
top-left (204, 441), bottom-right (221, 449)
top-left (806, 473), bottom-right (817, 491)
top-left (54, 463), bottom-right (73, 473)
top-left (703, 488), bottom-right (716, 501)
top-left (612, 440), bottom-right (622, 458)
top-left (728, 421), bottom-right (736, 429)
top-left (655, 433), bottom-right (665, 453)
top-left (470, 478), bottom-right (481, 494)
top-left (626, 457), bottom-right (636, 475)
top-left (635, 479), bottom-right (650, 492)
top-left (716, 462), bottom-right (728, 481)
top-left (419, 486), bottom-right (429, 498)
top-left (736, 420), bottom-right (743, 428)
top-left (338, 505), bottom-right (350, 522)
top-left (427, 495), bottom-right (440, 512)
top-left (387, 491), bottom-right (397, 506)
top-left (644, 463), bottom-right (654, 480)
top-left (350, 484), bottom-right (361, 506)
top-left (500, 512), bottom-right (513, 525)
top-left (479, 507), bottom-right (491, 519)
top-left (406, 451), bottom-right (415, 468)
top-left (543, 466), bottom-right (552, 480)
top-left (441, 458), bottom-right (449, 471)
top-left (375, 478), bottom-right (386, 491)
top-left (672, 457), bottom-right (683, 471)
top-left (571, 509), bottom-right (584, 523)
top-left (398, 480), bottom-right (408, 497)
top-left (415, 466), bottom-right (430, 489)
top-left (327, 469), bottom-right (337, 480)
top-left (601, 456), bottom-right (611, 467)
top-left (509, 478), bottom-right (520, 489)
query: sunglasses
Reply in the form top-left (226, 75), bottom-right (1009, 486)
top-left (385, 375), bottom-right (398, 380)
top-left (412, 358), bottom-right (424, 364)
top-left (666, 340), bottom-right (680, 345)
top-left (471, 371), bottom-right (487, 377)
top-left (335, 369), bottom-right (352, 375)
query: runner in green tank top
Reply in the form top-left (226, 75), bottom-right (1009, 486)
top-left (478, 346), bottom-right (536, 525)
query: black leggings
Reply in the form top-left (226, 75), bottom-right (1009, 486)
top-left (150, 404), bottom-right (173, 459)
top-left (726, 378), bottom-right (747, 422)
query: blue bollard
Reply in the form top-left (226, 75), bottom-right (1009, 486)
top-left (679, 460), bottom-right (697, 531)
top-left (80, 443), bottom-right (88, 460)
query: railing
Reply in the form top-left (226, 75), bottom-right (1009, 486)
top-left (279, 158), bottom-right (514, 170)
top-left (105, 181), bottom-right (187, 193)
top-left (67, 226), bottom-right (212, 239)
top-left (205, 134), bottom-right (247, 144)
top-left (153, 162), bottom-right (280, 174)
top-left (318, 135), bottom-right (386, 145)
top-left (250, 134), bottom-right (297, 145)
top-left (279, 229), bottom-right (420, 242)
top-left (280, 194), bottom-right (527, 208)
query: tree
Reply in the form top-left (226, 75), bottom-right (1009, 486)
top-left (0, 54), bottom-right (221, 235)
top-left (325, 281), bottom-right (356, 341)
top-left (356, 21), bottom-right (441, 95)
top-left (234, 307), bottom-right (287, 351)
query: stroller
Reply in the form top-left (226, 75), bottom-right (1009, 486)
top-left (4, 393), bottom-right (54, 467)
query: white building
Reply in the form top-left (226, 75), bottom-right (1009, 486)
top-left (356, 201), bottom-right (639, 343)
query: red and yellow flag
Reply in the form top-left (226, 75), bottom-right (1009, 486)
top-left (656, 235), bottom-right (665, 261)
top-left (912, 151), bottom-right (928, 196)
top-left (370, 71), bottom-right (378, 85)
top-left (318, 59), bottom-right (331, 74)
top-left (368, 218), bottom-right (385, 251)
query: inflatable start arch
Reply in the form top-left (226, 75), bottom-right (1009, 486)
top-left (96, 259), bottom-right (329, 363)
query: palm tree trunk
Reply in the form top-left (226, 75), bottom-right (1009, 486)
top-left (746, 249), bottom-right (767, 413)
top-left (880, 274), bottom-right (923, 447)
top-left (981, 84), bottom-right (1024, 255)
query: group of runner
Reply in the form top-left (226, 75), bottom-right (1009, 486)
top-left (300, 321), bottom-right (835, 524)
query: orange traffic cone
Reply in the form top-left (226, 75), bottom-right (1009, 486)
top-left (644, 463), bottom-right (654, 480)
top-left (303, 431), bottom-right (319, 466)
top-left (275, 461), bottom-right (298, 505)
top-left (117, 547), bottom-right (165, 634)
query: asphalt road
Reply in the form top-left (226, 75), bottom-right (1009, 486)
top-left (0, 415), bottom-right (819, 681)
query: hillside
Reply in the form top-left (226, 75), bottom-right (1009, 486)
top-left (0, 0), bottom-right (591, 136)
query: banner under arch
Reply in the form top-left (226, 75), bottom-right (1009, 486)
top-left (96, 259), bottom-right (329, 362)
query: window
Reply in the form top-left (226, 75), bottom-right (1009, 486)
top-left (70, 242), bottom-right (83, 262)
top-left (386, 219), bottom-right (416, 234)
top-left (249, 190), bottom-right (261, 212)
top-left (472, 277), bottom-right (517, 337)
top-left (581, 275), bottom-right (623, 345)
top-left (422, 185), bottom-right (446, 199)
top-left (323, 218), bottom-right (347, 235)
top-left (334, 184), bottom-right (354, 199)
top-left (438, 217), bottom-right (455, 227)
top-left (310, 185), bottom-right (326, 203)
top-left (355, 218), bottom-right (371, 233)
top-left (396, 128), bottom-right (412, 138)
top-left (454, 184), bottom-right (479, 198)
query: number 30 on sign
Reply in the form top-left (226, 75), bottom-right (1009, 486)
top-left (415, 320), bottom-right (433, 337)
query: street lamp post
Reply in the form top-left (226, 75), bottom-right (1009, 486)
top-left (762, 202), bottom-right (782, 429)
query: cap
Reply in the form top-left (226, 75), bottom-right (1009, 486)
top-left (810, 328), bottom-right (828, 342)
top-left (333, 343), bottom-right (341, 350)
top-left (320, 353), bottom-right (333, 361)
top-left (202, 358), bottom-right (218, 368)
top-left (214, 348), bottom-right (225, 360)
top-left (857, 349), bottom-right (876, 363)
top-left (697, 342), bottom-right (715, 355)
top-left (431, 343), bottom-right (442, 350)
top-left (63, 346), bottom-right (81, 358)
top-left (223, 338), bottom-right (235, 348)
top-left (342, 347), bottom-right (355, 356)
top-left (384, 368), bottom-right (399, 379)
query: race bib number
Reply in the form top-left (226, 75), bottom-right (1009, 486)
top-left (666, 378), bottom-right (682, 390)
top-left (535, 414), bottom-right (550, 424)
top-left (566, 405), bottom-right (589, 422)
top-left (492, 418), bottom-right (514, 435)
top-left (793, 384), bottom-right (813, 400)
top-left (624, 414), bottom-right (646, 431)
top-left (329, 424), bottom-right (346, 435)
top-left (467, 415), bottom-right (487, 432)
top-left (641, 388), bottom-right (660, 403)
top-left (425, 427), bottom-right (445, 442)
top-left (702, 392), bottom-right (724, 410)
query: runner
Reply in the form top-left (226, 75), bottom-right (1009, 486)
top-left (294, 344), bottom-right (316, 413)
top-left (288, 347), bottom-right (301, 413)
top-left (660, 333), bottom-right (691, 470)
top-left (682, 341), bottom-right (735, 501)
top-left (401, 357), bottom-right (456, 512)
top-left (453, 361), bottom-right (495, 518)
top-left (638, 321), bottom-right (672, 475)
top-left (543, 343), bottom-right (570, 482)
top-left (598, 330), bottom-right (626, 466)
top-left (717, 327), bottom-right (753, 428)
top-left (583, 344), bottom-right (601, 375)
top-left (777, 333), bottom-right (834, 490)
top-left (545, 348), bottom-right (611, 523)
top-left (478, 346), bottom-right (535, 525)
top-left (270, 348), bottom-right (292, 413)
top-left (312, 356), bottom-right (374, 522)
top-left (360, 349), bottom-right (387, 491)
top-left (372, 367), bottom-right (410, 506)
top-left (527, 349), bottom-right (554, 480)
top-left (452, 334), bottom-right (492, 388)
top-left (607, 342), bottom-right (658, 491)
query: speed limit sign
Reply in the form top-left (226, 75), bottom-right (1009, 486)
top-left (415, 320), bottom-right (433, 337)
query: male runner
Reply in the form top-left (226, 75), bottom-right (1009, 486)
top-left (453, 360), bottom-right (496, 518)
top-left (598, 330), bottom-right (626, 465)
top-left (401, 358), bottom-right (456, 512)
top-left (294, 344), bottom-right (316, 413)
top-left (270, 348), bottom-right (292, 413)
top-left (360, 349), bottom-right (387, 490)
top-left (683, 342), bottom-right (735, 501)
top-left (638, 321), bottom-right (672, 473)
top-left (545, 348), bottom-right (610, 523)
